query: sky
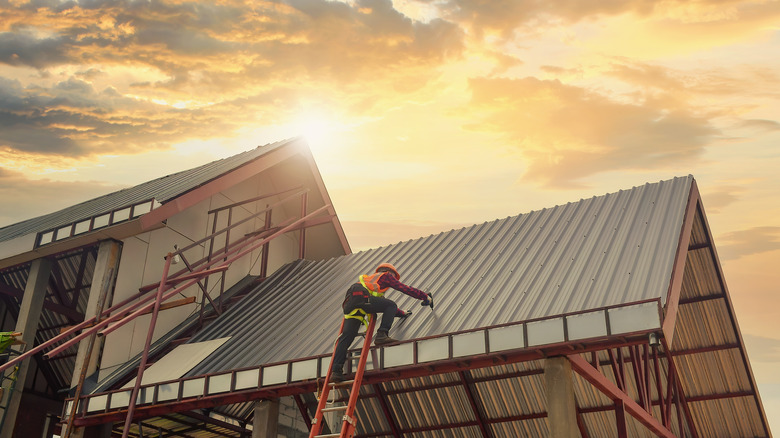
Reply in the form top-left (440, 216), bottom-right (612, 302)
top-left (0, 0), bottom-right (778, 432)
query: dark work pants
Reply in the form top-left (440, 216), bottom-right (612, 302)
top-left (332, 295), bottom-right (398, 372)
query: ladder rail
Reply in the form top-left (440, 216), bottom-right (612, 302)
top-left (340, 317), bottom-right (375, 438)
top-left (310, 318), bottom-right (346, 437)
top-left (310, 316), bottom-right (376, 438)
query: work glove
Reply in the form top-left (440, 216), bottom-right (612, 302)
top-left (396, 309), bottom-right (413, 327)
top-left (420, 292), bottom-right (434, 309)
top-left (397, 309), bottom-right (412, 319)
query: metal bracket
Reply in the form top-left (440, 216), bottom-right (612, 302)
top-left (342, 414), bottom-right (356, 426)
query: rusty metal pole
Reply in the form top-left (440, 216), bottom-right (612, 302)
top-left (121, 253), bottom-right (173, 438)
top-left (46, 205), bottom-right (329, 357)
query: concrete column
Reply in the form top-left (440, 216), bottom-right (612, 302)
top-left (70, 240), bottom-right (121, 388)
top-left (544, 356), bottom-right (579, 438)
top-left (0, 257), bottom-right (51, 438)
top-left (253, 399), bottom-right (280, 438)
top-left (68, 240), bottom-right (121, 438)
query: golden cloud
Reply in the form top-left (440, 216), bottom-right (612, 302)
top-left (462, 76), bottom-right (719, 187)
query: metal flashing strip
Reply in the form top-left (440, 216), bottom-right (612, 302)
top-left (67, 298), bottom-right (662, 421)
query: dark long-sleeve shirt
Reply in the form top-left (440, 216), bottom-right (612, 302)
top-left (375, 272), bottom-right (428, 317)
top-left (377, 272), bottom-right (428, 300)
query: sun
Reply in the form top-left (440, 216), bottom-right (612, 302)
top-left (292, 110), bottom-right (345, 155)
top-left (297, 116), bottom-right (331, 143)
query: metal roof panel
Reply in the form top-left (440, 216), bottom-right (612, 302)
top-left (0, 139), bottom-right (293, 243)
top-left (186, 175), bottom-right (694, 376)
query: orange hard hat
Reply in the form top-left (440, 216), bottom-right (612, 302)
top-left (375, 263), bottom-right (400, 280)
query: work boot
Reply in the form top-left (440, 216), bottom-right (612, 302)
top-left (374, 330), bottom-right (399, 346)
top-left (331, 368), bottom-right (347, 383)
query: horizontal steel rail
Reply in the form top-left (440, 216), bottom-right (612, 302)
top-left (65, 298), bottom-right (664, 426)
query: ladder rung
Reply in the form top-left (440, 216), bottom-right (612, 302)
top-left (321, 405), bottom-right (348, 413)
top-left (329, 380), bottom-right (354, 387)
top-left (314, 434), bottom-right (341, 438)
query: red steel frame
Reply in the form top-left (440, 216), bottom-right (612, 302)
top-left (113, 203), bottom-right (332, 436)
top-left (65, 300), bottom-right (681, 435)
top-left (0, 188), bottom-right (319, 376)
top-left (2, 189), bottom-right (334, 438)
top-left (41, 176), bottom-right (769, 437)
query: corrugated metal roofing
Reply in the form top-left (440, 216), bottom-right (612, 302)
top-left (186, 175), bottom-right (693, 375)
top-left (0, 138), bottom-right (294, 243)
top-left (77, 174), bottom-right (772, 437)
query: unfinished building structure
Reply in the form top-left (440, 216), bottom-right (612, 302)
top-left (0, 139), bottom-right (772, 437)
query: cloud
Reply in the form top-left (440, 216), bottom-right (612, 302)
top-left (0, 0), bottom-right (464, 160)
top-left (700, 185), bottom-right (746, 213)
top-left (0, 30), bottom-right (71, 68)
top-left (462, 76), bottom-right (719, 188)
top-left (716, 226), bottom-right (780, 261)
top-left (738, 119), bottom-right (780, 133)
top-left (742, 333), bottom-right (780, 364)
top-left (0, 166), bottom-right (124, 228)
top-left (427, 0), bottom-right (780, 42)
top-left (0, 75), bottom-right (241, 156)
top-left (0, 0), bottom-right (463, 86)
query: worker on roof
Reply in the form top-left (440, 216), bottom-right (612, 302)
top-left (331, 263), bottom-right (432, 382)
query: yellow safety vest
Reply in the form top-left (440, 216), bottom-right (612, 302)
top-left (343, 273), bottom-right (388, 325)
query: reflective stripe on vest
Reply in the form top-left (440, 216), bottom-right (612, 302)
top-left (344, 308), bottom-right (371, 327)
top-left (359, 273), bottom-right (389, 298)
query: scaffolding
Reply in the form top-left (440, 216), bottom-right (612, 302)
top-left (0, 187), bottom-right (334, 437)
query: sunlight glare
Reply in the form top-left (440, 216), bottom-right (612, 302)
top-left (294, 111), bottom-right (342, 155)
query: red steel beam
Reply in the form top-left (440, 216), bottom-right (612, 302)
top-left (661, 339), bottom-right (699, 438)
top-left (138, 188), bottom-right (308, 293)
top-left (568, 354), bottom-right (675, 438)
top-left (164, 266), bottom-right (229, 284)
top-left (575, 401), bottom-right (590, 438)
top-left (0, 282), bottom-right (84, 321)
top-left (176, 412), bottom-right (249, 437)
top-left (372, 384), bottom-right (401, 438)
top-left (46, 206), bottom-right (329, 358)
top-left (694, 196), bottom-right (773, 437)
top-left (207, 186), bottom-right (304, 215)
top-left (629, 346), bottom-right (646, 409)
top-left (459, 371), bottom-right (491, 438)
top-left (0, 284), bottom-right (161, 373)
top-left (661, 179), bottom-right (699, 344)
top-left (293, 395), bottom-right (312, 432)
top-left (296, 142), bottom-right (351, 255)
top-left (652, 346), bottom-right (668, 427)
top-left (615, 400), bottom-right (628, 438)
top-left (157, 415), bottom-right (231, 438)
top-left (71, 335), bottom-right (650, 427)
top-left (70, 247), bottom-right (92, 308)
top-left (138, 143), bottom-right (300, 232)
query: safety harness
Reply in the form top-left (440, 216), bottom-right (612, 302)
top-left (343, 273), bottom-right (388, 326)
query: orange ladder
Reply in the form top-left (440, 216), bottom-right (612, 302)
top-left (309, 316), bottom-right (376, 438)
